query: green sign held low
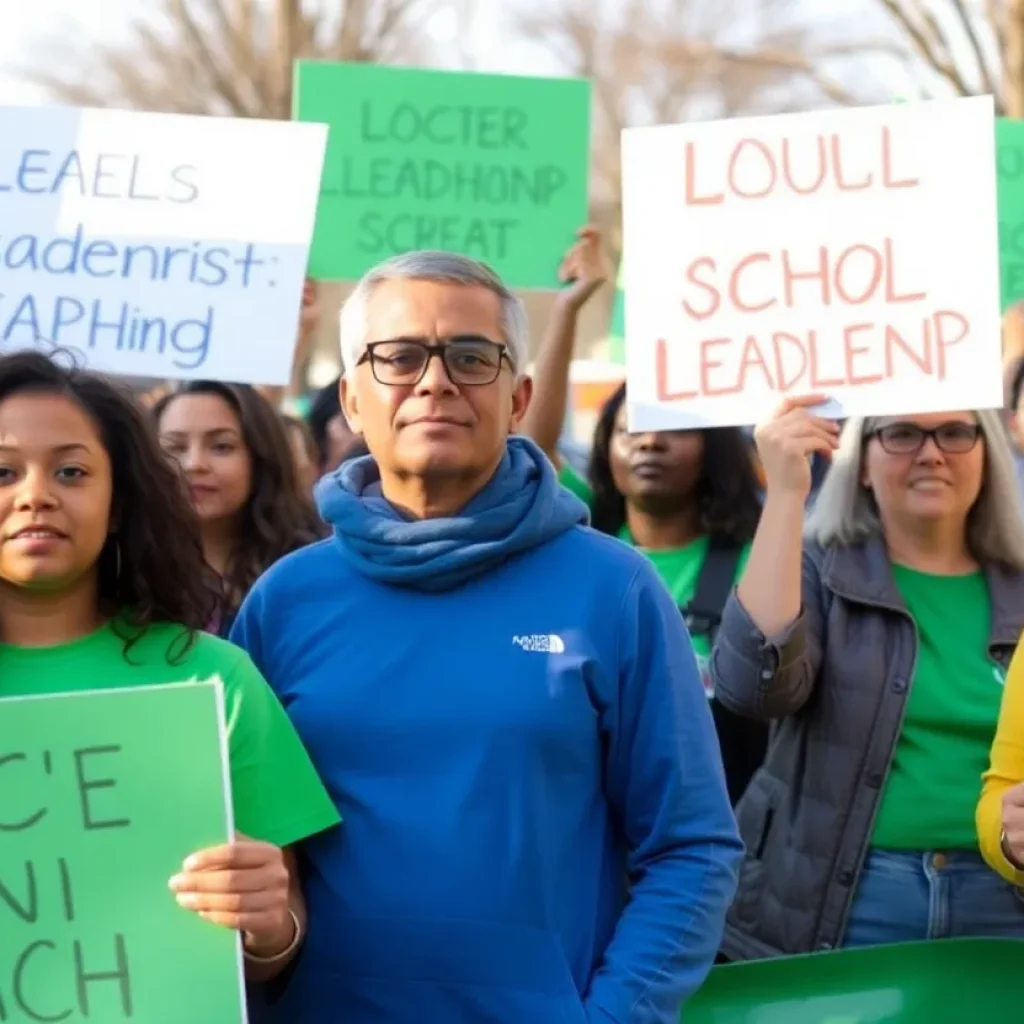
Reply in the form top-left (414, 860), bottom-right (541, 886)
top-left (293, 61), bottom-right (592, 289)
top-left (0, 681), bottom-right (243, 1023)
top-left (684, 938), bottom-right (1024, 1022)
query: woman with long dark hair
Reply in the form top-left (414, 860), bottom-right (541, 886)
top-left (0, 350), bottom-right (338, 987)
top-left (154, 382), bottom-right (325, 635)
top-left (587, 383), bottom-right (762, 545)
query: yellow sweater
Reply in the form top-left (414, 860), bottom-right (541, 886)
top-left (977, 641), bottom-right (1024, 884)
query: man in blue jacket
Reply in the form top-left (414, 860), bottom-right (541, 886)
top-left (232, 250), bottom-right (742, 1024)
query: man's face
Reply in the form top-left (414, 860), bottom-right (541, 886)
top-left (342, 279), bottom-right (531, 485)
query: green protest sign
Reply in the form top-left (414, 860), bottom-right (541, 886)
top-left (998, 118), bottom-right (1024, 310)
top-left (293, 61), bottom-right (592, 289)
top-left (0, 681), bottom-right (243, 1023)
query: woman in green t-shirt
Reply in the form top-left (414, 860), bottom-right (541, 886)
top-left (0, 351), bottom-right (339, 983)
top-left (712, 399), bottom-right (1024, 955)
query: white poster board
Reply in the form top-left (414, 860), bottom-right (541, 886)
top-left (0, 106), bottom-right (328, 384)
top-left (621, 96), bottom-right (1002, 431)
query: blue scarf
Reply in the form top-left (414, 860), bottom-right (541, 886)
top-left (315, 437), bottom-right (589, 592)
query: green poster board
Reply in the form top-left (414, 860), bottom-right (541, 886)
top-left (0, 681), bottom-right (243, 1023)
top-left (293, 61), bottom-right (592, 289)
top-left (998, 118), bottom-right (1024, 311)
top-left (684, 938), bottom-right (1023, 1022)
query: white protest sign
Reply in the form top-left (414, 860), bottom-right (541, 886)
top-left (0, 106), bottom-right (328, 384)
top-left (621, 96), bottom-right (1002, 430)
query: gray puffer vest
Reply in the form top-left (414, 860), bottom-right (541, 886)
top-left (710, 538), bottom-right (1024, 959)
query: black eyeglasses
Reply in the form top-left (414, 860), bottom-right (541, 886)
top-left (356, 337), bottom-right (511, 387)
top-left (867, 421), bottom-right (982, 455)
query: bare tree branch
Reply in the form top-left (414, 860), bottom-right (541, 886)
top-left (14, 0), bottom-right (438, 117)
top-left (950, 0), bottom-right (1001, 96)
top-left (511, 0), bottom-right (882, 268)
top-left (921, 4), bottom-right (977, 93)
top-left (872, 0), bottom-right (1015, 114)
top-left (987, 0), bottom-right (1009, 60)
top-left (876, 0), bottom-right (974, 96)
top-left (169, 0), bottom-right (252, 113)
top-left (1005, 0), bottom-right (1024, 117)
top-left (684, 42), bottom-right (871, 105)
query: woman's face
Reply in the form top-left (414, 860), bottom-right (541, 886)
top-left (0, 392), bottom-right (113, 591)
top-left (608, 403), bottom-right (704, 510)
top-left (861, 411), bottom-right (984, 531)
top-left (158, 394), bottom-right (252, 525)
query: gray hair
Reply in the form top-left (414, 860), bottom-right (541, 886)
top-left (338, 250), bottom-right (529, 375)
top-left (804, 409), bottom-right (1024, 571)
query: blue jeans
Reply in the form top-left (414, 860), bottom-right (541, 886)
top-left (842, 849), bottom-right (1024, 947)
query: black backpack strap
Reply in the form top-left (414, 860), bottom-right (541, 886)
top-left (682, 538), bottom-right (743, 641)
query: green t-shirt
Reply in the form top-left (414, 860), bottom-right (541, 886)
top-left (559, 461), bottom-right (593, 504)
top-left (558, 463), bottom-right (751, 661)
top-left (0, 621), bottom-right (340, 848)
top-left (871, 567), bottom-right (1006, 850)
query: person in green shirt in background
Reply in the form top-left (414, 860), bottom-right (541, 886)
top-left (0, 351), bottom-right (339, 985)
top-left (522, 228), bottom-right (767, 803)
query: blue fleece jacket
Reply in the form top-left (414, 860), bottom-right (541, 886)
top-left (233, 437), bottom-right (741, 1024)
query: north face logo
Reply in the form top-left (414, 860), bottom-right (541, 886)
top-left (512, 634), bottom-right (566, 653)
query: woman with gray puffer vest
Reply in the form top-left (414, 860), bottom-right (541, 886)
top-left (710, 393), bottom-right (1024, 959)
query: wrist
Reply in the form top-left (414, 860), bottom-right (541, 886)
top-left (762, 489), bottom-right (808, 517)
top-left (554, 291), bottom-right (586, 317)
top-left (244, 909), bottom-right (301, 962)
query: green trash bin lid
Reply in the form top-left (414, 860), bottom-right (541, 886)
top-left (685, 939), bottom-right (1024, 1022)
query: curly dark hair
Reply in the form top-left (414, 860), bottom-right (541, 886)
top-left (153, 382), bottom-right (326, 617)
top-left (0, 350), bottom-right (218, 657)
top-left (588, 383), bottom-right (762, 545)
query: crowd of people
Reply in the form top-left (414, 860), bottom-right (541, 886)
top-left (5, 224), bottom-right (1024, 1022)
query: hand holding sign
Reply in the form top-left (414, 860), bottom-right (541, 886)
top-left (755, 394), bottom-right (840, 500)
top-left (1000, 782), bottom-right (1024, 868)
top-left (557, 226), bottom-right (609, 313)
top-left (169, 833), bottom-right (294, 955)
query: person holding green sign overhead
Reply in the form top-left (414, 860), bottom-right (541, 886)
top-left (0, 351), bottom-right (339, 983)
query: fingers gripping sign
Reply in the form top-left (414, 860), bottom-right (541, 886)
top-left (754, 393), bottom-right (841, 500)
top-left (557, 225), bottom-right (610, 312)
top-left (169, 833), bottom-right (296, 958)
top-left (1001, 783), bottom-right (1024, 870)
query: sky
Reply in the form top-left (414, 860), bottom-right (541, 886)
top-left (0, 0), bottom-right (127, 103)
top-left (0, 0), bottom-right (561, 105)
top-left (0, 0), bottom-right (916, 108)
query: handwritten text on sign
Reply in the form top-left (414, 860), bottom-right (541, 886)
top-left (294, 62), bottom-right (591, 289)
top-left (621, 97), bottom-right (1002, 429)
top-left (0, 683), bottom-right (243, 1024)
top-left (0, 106), bottom-right (327, 384)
